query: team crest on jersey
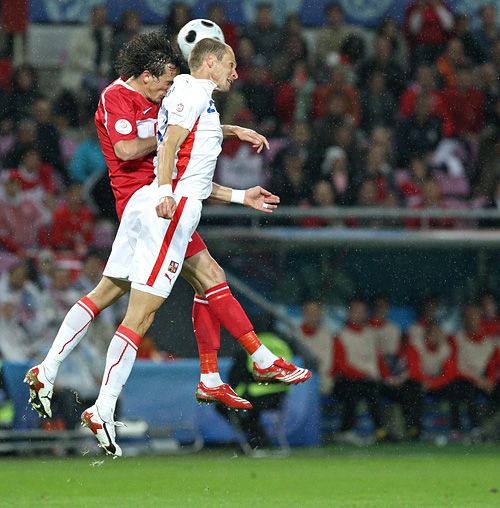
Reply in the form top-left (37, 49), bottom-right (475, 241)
top-left (115, 119), bottom-right (132, 135)
top-left (167, 260), bottom-right (179, 274)
top-left (176, 103), bottom-right (184, 112)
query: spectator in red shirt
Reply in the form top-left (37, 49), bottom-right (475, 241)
top-left (404, 0), bottom-right (454, 65)
top-left (405, 321), bottom-right (458, 436)
top-left (0, 170), bottom-right (49, 254)
top-left (397, 157), bottom-right (430, 207)
top-left (405, 177), bottom-right (456, 229)
top-left (436, 37), bottom-right (469, 88)
top-left (207, 2), bottom-right (239, 52)
top-left (441, 65), bottom-right (485, 139)
top-left (312, 65), bottom-right (361, 126)
top-left (11, 145), bottom-right (55, 211)
top-left (233, 37), bottom-right (255, 85)
top-left (50, 183), bottom-right (94, 255)
top-left (274, 60), bottom-right (315, 131)
top-left (398, 64), bottom-right (453, 135)
top-left (332, 299), bottom-right (389, 443)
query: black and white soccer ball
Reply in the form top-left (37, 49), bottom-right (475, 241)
top-left (177, 19), bottom-right (225, 61)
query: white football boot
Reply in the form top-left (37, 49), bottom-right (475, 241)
top-left (24, 365), bottom-right (53, 418)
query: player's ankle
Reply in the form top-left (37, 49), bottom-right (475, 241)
top-left (252, 346), bottom-right (278, 369)
top-left (200, 372), bottom-right (223, 388)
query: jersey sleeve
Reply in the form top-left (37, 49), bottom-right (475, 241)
top-left (101, 88), bottom-right (138, 145)
top-left (166, 85), bottom-right (206, 131)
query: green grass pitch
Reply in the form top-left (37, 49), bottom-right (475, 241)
top-left (1, 444), bottom-right (500, 508)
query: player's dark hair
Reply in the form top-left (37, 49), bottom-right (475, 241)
top-left (116, 31), bottom-right (182, 79)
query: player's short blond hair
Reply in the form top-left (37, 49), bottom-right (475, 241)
top-left (188, 38), bottom-right (231, 72)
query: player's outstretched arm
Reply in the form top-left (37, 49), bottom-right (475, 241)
top-left (221, 124), bottom-right (270, 153)
top-left (210, 183), bottom-right (279, 213)
top-left (156, 124), bottom-right (189, 219)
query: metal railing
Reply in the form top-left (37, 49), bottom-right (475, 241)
top-left (198, 206), bottom-right (500, 249)
top-left (201, 206), bottom-right (500, 221)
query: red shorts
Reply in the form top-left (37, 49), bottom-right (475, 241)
top-left (185, 231), bottom-right (207, 258)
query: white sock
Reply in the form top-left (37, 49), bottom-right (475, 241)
top-left (96, 326), bottom-right (140, 422)
top-left (42, 298), bottom-right (97, 382)
top-left (200, 372), bottom-right (223, 388)
top-left (251, 345), bottom-right (278, 369)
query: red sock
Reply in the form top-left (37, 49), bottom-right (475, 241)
top-left (199, 352), bottom-right (218, 374)
top-left (205, 283), bottom-right (262, 354)
top-left (237, 330), bottom-right (262, 355)
top-left (193, 294), bottom-right (220, 355)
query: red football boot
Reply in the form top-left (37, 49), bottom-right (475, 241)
top-left (195, 382), bottom-right (253, 410)
top-left (253, 357), bottom-right (311, 385)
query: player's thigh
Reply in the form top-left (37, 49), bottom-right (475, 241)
top-left (103, 188), bottom-right (146, 281)
top-left (181, 248), bottom-right (226, 293)
top-left (130, 196), bottom-right (202, 297)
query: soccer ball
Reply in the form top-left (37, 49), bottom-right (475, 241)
top-left (177, 19), bottom-right (225, 61)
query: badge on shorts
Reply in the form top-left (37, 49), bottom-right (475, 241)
top-left (176, 103), bottom-right (184, 112)
top-left (115, 119), bottom-right (132, 134)
top-left (168, 260), bottom-right (179, 274)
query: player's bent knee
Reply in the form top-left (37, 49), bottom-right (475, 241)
top-left (122, 310), bottom-right (156, 337)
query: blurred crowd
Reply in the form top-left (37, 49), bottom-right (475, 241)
top-left (0, 2), bottom-right (498, 264)
top-left (295, 292), bottom-right (500, 443)
top-left (0, 255), bottom-right (165, 430)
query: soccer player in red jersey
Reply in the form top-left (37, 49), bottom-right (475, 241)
top-left (26, 34), bottom-right (310, 448)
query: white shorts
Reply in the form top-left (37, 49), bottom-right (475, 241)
top-left (103, 183), bottom-right (202, 298)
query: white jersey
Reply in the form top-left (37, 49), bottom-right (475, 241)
top-left (454, 330), bottom-right (496, 379)
top-left (156, 74), bottom-right (223, 199)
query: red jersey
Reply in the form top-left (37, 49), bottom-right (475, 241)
top-left (13, 164), bottom-right (54, 194)
top-left (51, 202), bottom-right (95, 251)
top-left (95, 79), bottom-right (159, 219)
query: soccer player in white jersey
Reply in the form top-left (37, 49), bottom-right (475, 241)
top-left (25, 34), bottom-right (309, 435)
top-left (78, 38), bottom-right (310, 455)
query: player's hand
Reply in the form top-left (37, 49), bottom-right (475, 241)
top-left (156, 196), bottom-right (177, 220)
top-left (243, 186), bottom-right (280, 213)
top-left (234, 127), bottom-right (270, 153)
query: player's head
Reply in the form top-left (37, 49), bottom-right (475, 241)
top-left (188, 38), bottom-right (237, 92)
top-left (116, 31), bottom-right (182, 103)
